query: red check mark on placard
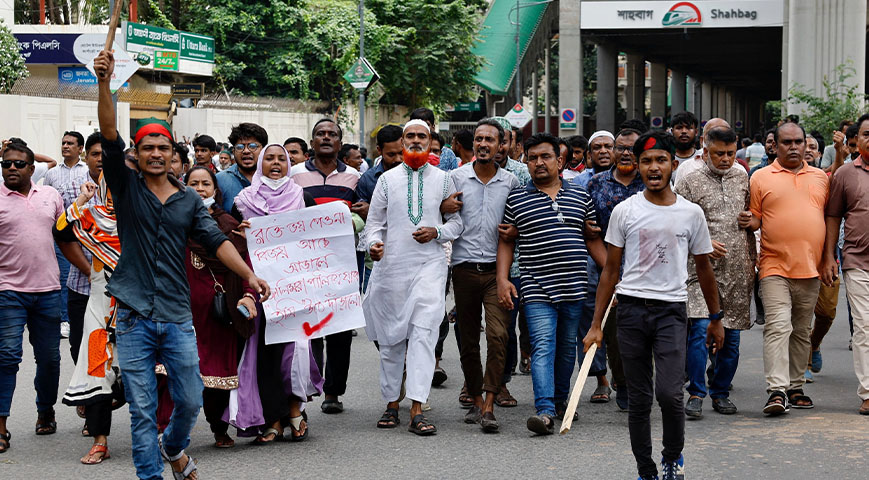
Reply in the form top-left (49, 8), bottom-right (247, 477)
top-left (303, 313), bottom-right (334, 336)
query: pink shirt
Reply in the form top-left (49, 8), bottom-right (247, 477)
top-left (0, 182), bottom-right (64, 292)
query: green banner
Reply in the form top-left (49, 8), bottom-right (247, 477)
top-left (180, 33), bottom-right (214, 63)
top-left (126, 22), bottom-right (180, 50)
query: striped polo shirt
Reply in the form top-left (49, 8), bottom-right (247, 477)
top-left (291, 158), bottom-right (360, 206)
top-left (503, 179), bottom-right (596, 304)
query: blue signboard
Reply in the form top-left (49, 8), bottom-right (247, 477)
top-left (58, 66), bottom-right (129, 87)
top-left (14, 34), bottom-right (81, 64)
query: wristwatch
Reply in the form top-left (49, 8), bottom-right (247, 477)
top-left (709, 310), bottom-right (724, 321)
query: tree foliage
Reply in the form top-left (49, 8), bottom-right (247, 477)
top-left (0, 20), bottom-right (29, 93)
top-left (767, 62), bottom-right (869, 142)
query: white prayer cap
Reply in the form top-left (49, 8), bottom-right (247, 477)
top-left (588, 130), bottom-right (614, 145)
top-left (403, 119), bottom-right (430, 133)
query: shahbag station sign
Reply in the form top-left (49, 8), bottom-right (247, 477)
top-left (580, 0), bottom-right (784, 30)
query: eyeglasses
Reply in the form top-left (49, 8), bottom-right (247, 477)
top-left (551, 201), bottom-right (565, 223)
top-left (614, 145), bottom-right (633, 153)
top-left (1, 159), bottom-right (30, 169)
top-left (234, 143), bottom-right (261, 152)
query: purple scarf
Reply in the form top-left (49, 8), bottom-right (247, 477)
top-left (234, 144), bottom-right (305, 219)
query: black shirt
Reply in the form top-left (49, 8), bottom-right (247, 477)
top-left (101, 135), bottom-right (228, 323)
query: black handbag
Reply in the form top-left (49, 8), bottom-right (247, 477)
top-left (207, 267), bottom-right (233, 327)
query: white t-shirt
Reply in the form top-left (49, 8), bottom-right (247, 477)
top-left (32, 162), bottom-right (49, 185)
top-left (605, 192), bottom-right (713, 302)
top-left (673, 149), bottom-right (703, 187)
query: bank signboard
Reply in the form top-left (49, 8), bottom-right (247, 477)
top-left (123, 22), bottom-right (214, 76)
top-left (580, 0), bottom-right (784, 29)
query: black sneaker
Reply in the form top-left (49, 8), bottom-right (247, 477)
top-left (685, 396), bottom-right (703, 419)
top-left (661, 454), bottom-right (685, 480)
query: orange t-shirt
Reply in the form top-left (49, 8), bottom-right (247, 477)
top-left (750, 160), bottom-right (829, 280)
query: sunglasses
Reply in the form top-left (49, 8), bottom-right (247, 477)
top-left (234, 143), bottom-right (261, 152)
top-left (551, 201), bottom-right (565, 224)
top-left (1, 159), bottom-right (31, 169)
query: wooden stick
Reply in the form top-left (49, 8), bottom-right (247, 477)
top-left (559, 295), bottom-right (615, 434)
top-left (105, 0), bottom-right (124, 50)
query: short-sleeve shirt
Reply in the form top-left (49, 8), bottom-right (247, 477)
top-left (585, 167), bottom-right (645, 236)
top-left (825, 156), bottom-right (869, 270)
top-left (101, 135), bottom-right (228, 323)
top-left (0, 182), bottom-right (64, 292)
top-left (216, 164), bottom-right (251, 212)
top-left (749, 160), bottom-right (828, 280)
top-left (606, 192), bottom-right (713, 302)
top-left (503, 180), bottom-right (596, 304)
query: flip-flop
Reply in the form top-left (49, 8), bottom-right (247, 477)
top-left (252, 427), bottom-right (283, 445)
top-left (81, 443), bottom-right (110, 465)
top-left (590, 385), bottom-right (612, 403)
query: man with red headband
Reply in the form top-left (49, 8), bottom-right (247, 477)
top-left (94, 49), bottom-right (271, 480)
top-left (363, 119), bottom-right (463, 436)
top-left (584, 131), bottom-right (722, 480)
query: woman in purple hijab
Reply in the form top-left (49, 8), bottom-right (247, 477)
top-left (227, 144), bottom-right (322, 444)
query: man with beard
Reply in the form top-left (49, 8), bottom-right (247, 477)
top-left (572, 130), bottom-right (614, 189)
top-left (747, 121), bottom-right (828, 415)
top-left (674, 117), bottom-right (732, 187)
top-left (583, 131), bottom-right (721, 480)
top-left (93, 49), bottom-right (270, 479)
top-left (671, 112), bottom-right (700, 179)
top-left (749, 129), bottom-right (777, 177)
top-left (675, 127), bottom-right (756, 418)
top-left (450, 118), bottom-right (518, 433)
top-left (291, 118), bottom-right (361, 415)
top-left (579, 127), bottom-right (644, 410)
top-left (363, 120), bottom-right (463, 436)
top-left (497, 133), bottom-right (606, 435)
top-left (216, 123), bottom-right (267, 211)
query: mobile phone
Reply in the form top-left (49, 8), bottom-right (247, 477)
top-left (237, 304), bottom-right (251, 318)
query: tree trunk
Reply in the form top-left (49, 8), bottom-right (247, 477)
top-left (46, 0), bottom-right (58, 24)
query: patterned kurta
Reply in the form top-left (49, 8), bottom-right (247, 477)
top-left (674, 163), bottom-right (756, 330)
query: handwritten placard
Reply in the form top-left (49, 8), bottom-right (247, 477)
top-left (246, 202), bottom-right (364, 345)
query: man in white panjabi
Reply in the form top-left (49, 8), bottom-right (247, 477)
top-left (363, 120), bottom-right (463, 436)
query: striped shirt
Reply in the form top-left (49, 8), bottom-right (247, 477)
top-left (291, 159), bottom-right (360, 206)
top-left (503, 180), bottom-right (596, 303)
top-left (59, 175), bottom-right (101, 295)
top-left (43, 160), bottom-right (88, 193)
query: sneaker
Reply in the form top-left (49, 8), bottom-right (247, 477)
top-left (661, 454), bottom-right (685, 480)
top-left (805, 369), bottom-right (814, 383)
top-left (60, 322), bottom-right (70, 339)
top-left (810, 350), bottom-right (822, 373)
top-left (685, 396), bottom-right (702, 418)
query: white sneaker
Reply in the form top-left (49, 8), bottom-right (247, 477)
top-left (60, 322), bottom-right (70, 339)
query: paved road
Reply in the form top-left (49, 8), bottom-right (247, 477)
top-left (2, 290), bottom-right (867, 479)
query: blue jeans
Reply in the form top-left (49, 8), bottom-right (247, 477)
top-left (577, 288), bottom-right (608, 377)
top-left (0, 290), bottom-right (61, 416)
top-left (115, 307), bottom-right (203, 480)
top-left (524, 300), bottom-right (582, 416)
top-left (686, 317), bottom-right (741, 399)
top-left (54, 243), bottom-right (69, 323)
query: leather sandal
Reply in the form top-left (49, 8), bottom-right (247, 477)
top-left (81, 443), bottom-right (111, 465)
top-left (0, 430), bottom-right (10, 454)
top-left (35, 410), bottom-right (57, 435)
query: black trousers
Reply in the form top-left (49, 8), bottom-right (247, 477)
top-left (203, 388), bottom-right (230, 434)
top-left (312, 330), bottom-right (353, 397)
top-left (617, 296), bottom-right (687, 478)
top-left (84, 398), bottom-right (112, 437)
top-left (67, 290), bottom-right (89, 364)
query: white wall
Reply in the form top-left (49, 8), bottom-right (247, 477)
top-left (0, 94), bottom-right (131, 159)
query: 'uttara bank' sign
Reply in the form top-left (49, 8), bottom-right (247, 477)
top-left (580, 0), bottom-right (783, 29)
